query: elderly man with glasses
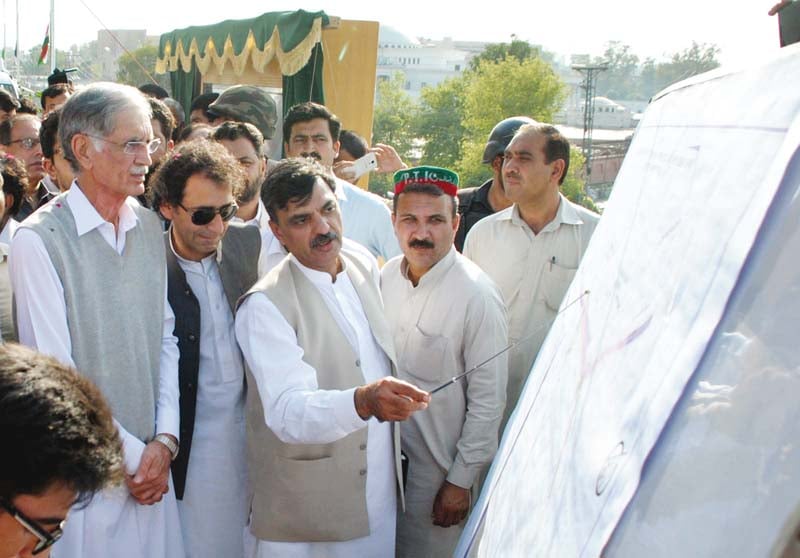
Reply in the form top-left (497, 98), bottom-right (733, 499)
top-left (8, 83), bottom-right (185, 558)
top-left (0, 343), bottom-right (123, 557)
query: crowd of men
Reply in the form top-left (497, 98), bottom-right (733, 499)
top-left (0, 76), bottom-right (598, 557)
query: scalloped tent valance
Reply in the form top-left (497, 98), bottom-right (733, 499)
top-left (156, 10), bottom-right (329, 77)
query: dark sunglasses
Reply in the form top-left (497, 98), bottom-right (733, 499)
top-left (0, 498), bottom-right (65, 555)
top-left (178, 202), bottom-right (239, 226)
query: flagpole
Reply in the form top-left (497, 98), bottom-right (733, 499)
top-left (49, 0), bottom-right (55, 72)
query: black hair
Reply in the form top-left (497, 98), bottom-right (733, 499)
top-left (138, 83), bottom-right (169, 100)
top-left (262, 158), bottom-right (336, 222)
top-left (40, 83), bottom-right (71, 110)
top-left (149, 139), bottom-right (246, 211)
top-left (0, 343), bottom-right (123, 505)
top-left (338, 129), bottom-right (368, 159)
top-left (283, 102), bottom-right (341, 145)
top-left (39, 108), bottom-right (61, 159)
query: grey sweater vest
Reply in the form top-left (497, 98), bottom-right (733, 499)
top-left (239, 248), bottom-right (403, 542)
top-left (23, 195), bottom-right (165, 441)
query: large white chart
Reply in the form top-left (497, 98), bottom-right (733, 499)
top-left (457, 45), bottom-right (800, 557)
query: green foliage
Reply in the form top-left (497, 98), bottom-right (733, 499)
top-left (561, 148), bottom-right (598, 212)
top-left (370, 73), bottom-right (418, 193)
top-left (594, 41), bottom-right (640, 99)
top-left (116, 45), bottom-right (171, 92)
top-left (469, 39), bottom-right (538, 70)
top-left (457, 56), bottom-right (566, 186)
top-left (594, 41), bottom-right (721, 100)
top-left (417, 75), bottom-right (468, 170)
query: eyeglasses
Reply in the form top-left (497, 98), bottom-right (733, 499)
top-left (178, 202), bottom-right (239, 226)
top-left (0, 499), bottom-right (65, 555)
top-left (8, 137), bottom-right (41, 150)
top-left (85, 134), bottom-right (162, 155)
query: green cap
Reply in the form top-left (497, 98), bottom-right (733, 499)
top-left (208, 85), bottom-right (278, 139)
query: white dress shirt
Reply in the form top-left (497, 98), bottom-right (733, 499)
top-left (0, 217), bottom-right (18, 245)
top-left (9, 183), bottom-right (184, 558)
top-left (463, 194), bottom-right (599, 425)
top-left (232, 199), bottom-right (285, 277)
top-left (336, 177), bottom-right (401, 262)
top-left (173, 239), bottom-right (248, 558)
top-left (236, 253), bottom-right (396, 558)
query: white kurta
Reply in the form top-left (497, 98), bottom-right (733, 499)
top-left (235, 252), bottom-right (397, 558)
top-left (8, 184), bottom-right (184, 558)
top-left (231, 199), bottom-right (285, 277)
top-left (463, 195), bottom-right (599, 426)
top-left (335, 177), bottom-right (401, 262)
top-left (381, 248), bottom-right (508, 557)
top-left (174, 245), bottom-right (248, 558)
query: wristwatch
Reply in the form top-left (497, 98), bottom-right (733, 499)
top-left (154, 434), bottom-right (180, 461)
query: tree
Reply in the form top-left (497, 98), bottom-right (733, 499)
top-left (458, 56), bottom-right (566, 186)
top-left (561, 148), bottom-right (598, 212)
top-left (654, 42), bottom-right (720, 93)
top-left (594, 41), bottom-right (640, 99)
top-left (116, 44), bottom-right (171, 92)
top-left (469, 39), bottom-right (545, 70)
top-left (370, 72), bottom-right (419, 193)
top-left (416, 75), bottom-right (468, 170)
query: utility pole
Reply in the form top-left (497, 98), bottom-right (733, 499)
top-left (571, 62), bottom-right (608, 185)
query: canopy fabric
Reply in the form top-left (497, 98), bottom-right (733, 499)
top-left (156, 10), bottom-right (329, 77)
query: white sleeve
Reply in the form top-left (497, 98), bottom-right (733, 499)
top-left (155, 276), bottom-right (180, 440)
top-left (235, 292), bottom-right (367, 444)
top-left (9, 228), bottom-right (73, 364)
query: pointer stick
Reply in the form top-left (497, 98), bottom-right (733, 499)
top-left (429, 290), bottom-right (590, 395)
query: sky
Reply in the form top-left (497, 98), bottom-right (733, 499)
top-left (2, 0), bottom-right (783, 68)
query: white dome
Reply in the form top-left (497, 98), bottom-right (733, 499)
top-left (378, 26), bottom-right (420, 48)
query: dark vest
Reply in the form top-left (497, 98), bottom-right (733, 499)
top-left (166, 222), bottom-right (261, 499)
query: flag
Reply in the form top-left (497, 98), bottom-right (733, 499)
top-left (38, 24), bottom-right (49, 65)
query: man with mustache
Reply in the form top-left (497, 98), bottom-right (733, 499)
top-left (9, 82), bottom-right (185, 557)
top-left (212, 122), bottom-right (287, 276)
top-left (454, 116), bottom-right (537, 252)
top-left (283, 102), bottom-right (400, 262)
top-left (152, 140), bottom-right (260, 558)
top-left (235, 158), bottom-right (430, 557)
top-left (381, 166), bottom-right (508, 557)
top-left (464, 123), bottom-right (599, 430)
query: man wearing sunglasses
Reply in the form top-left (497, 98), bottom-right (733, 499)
top-left (150, 140), bottom-right (260, 558)
top-left (0, 114), bottom-right (54, 220)
top-left (0, 343), bottom-right (123, 557)
top-left (9, 83), bottom-right (185, 557)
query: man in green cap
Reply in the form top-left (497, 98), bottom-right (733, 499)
top-left (381, 166), bottom-right (508, 557)
top-left (207, 85), bottom-right (278, 141)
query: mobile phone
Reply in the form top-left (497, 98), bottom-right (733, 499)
top-left (350, 152), bottom-right (378, 179)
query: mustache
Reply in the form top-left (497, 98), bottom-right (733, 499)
top-left (311, 230), bottom-right (339, 248)
top-left (409, 238), bottom-right (435, 249)
top-left (301, 152), bottom-right (322, 161)
top-left (131, 165), bottom-right (149, 174)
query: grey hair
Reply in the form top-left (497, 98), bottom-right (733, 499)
top-left (59, 82), bottom-right (152, 172)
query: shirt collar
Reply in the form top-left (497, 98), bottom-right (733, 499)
top-left (400, 245), bottom-right (457, 288)
top-left (168, 223), bottom-right (222, 268)
top-left (290, 252), bottom-right (346, 287)
top-left (507, 193), bottom-right (584, 232)
top-left (67, 181), bottom-right (140, 238)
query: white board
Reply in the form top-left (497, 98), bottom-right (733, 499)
top-left (457, 44), bottom-right (800, 557)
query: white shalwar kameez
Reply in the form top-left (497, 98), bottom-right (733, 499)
top-left (9, 186), bottom-right (185, 558)
top-left (174, 247), bottom-right (248, 558)
top-left (235, 249), bottom-right (397, 558)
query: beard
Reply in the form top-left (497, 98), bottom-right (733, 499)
top-left (237, 175), bottom-right (263, 205)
